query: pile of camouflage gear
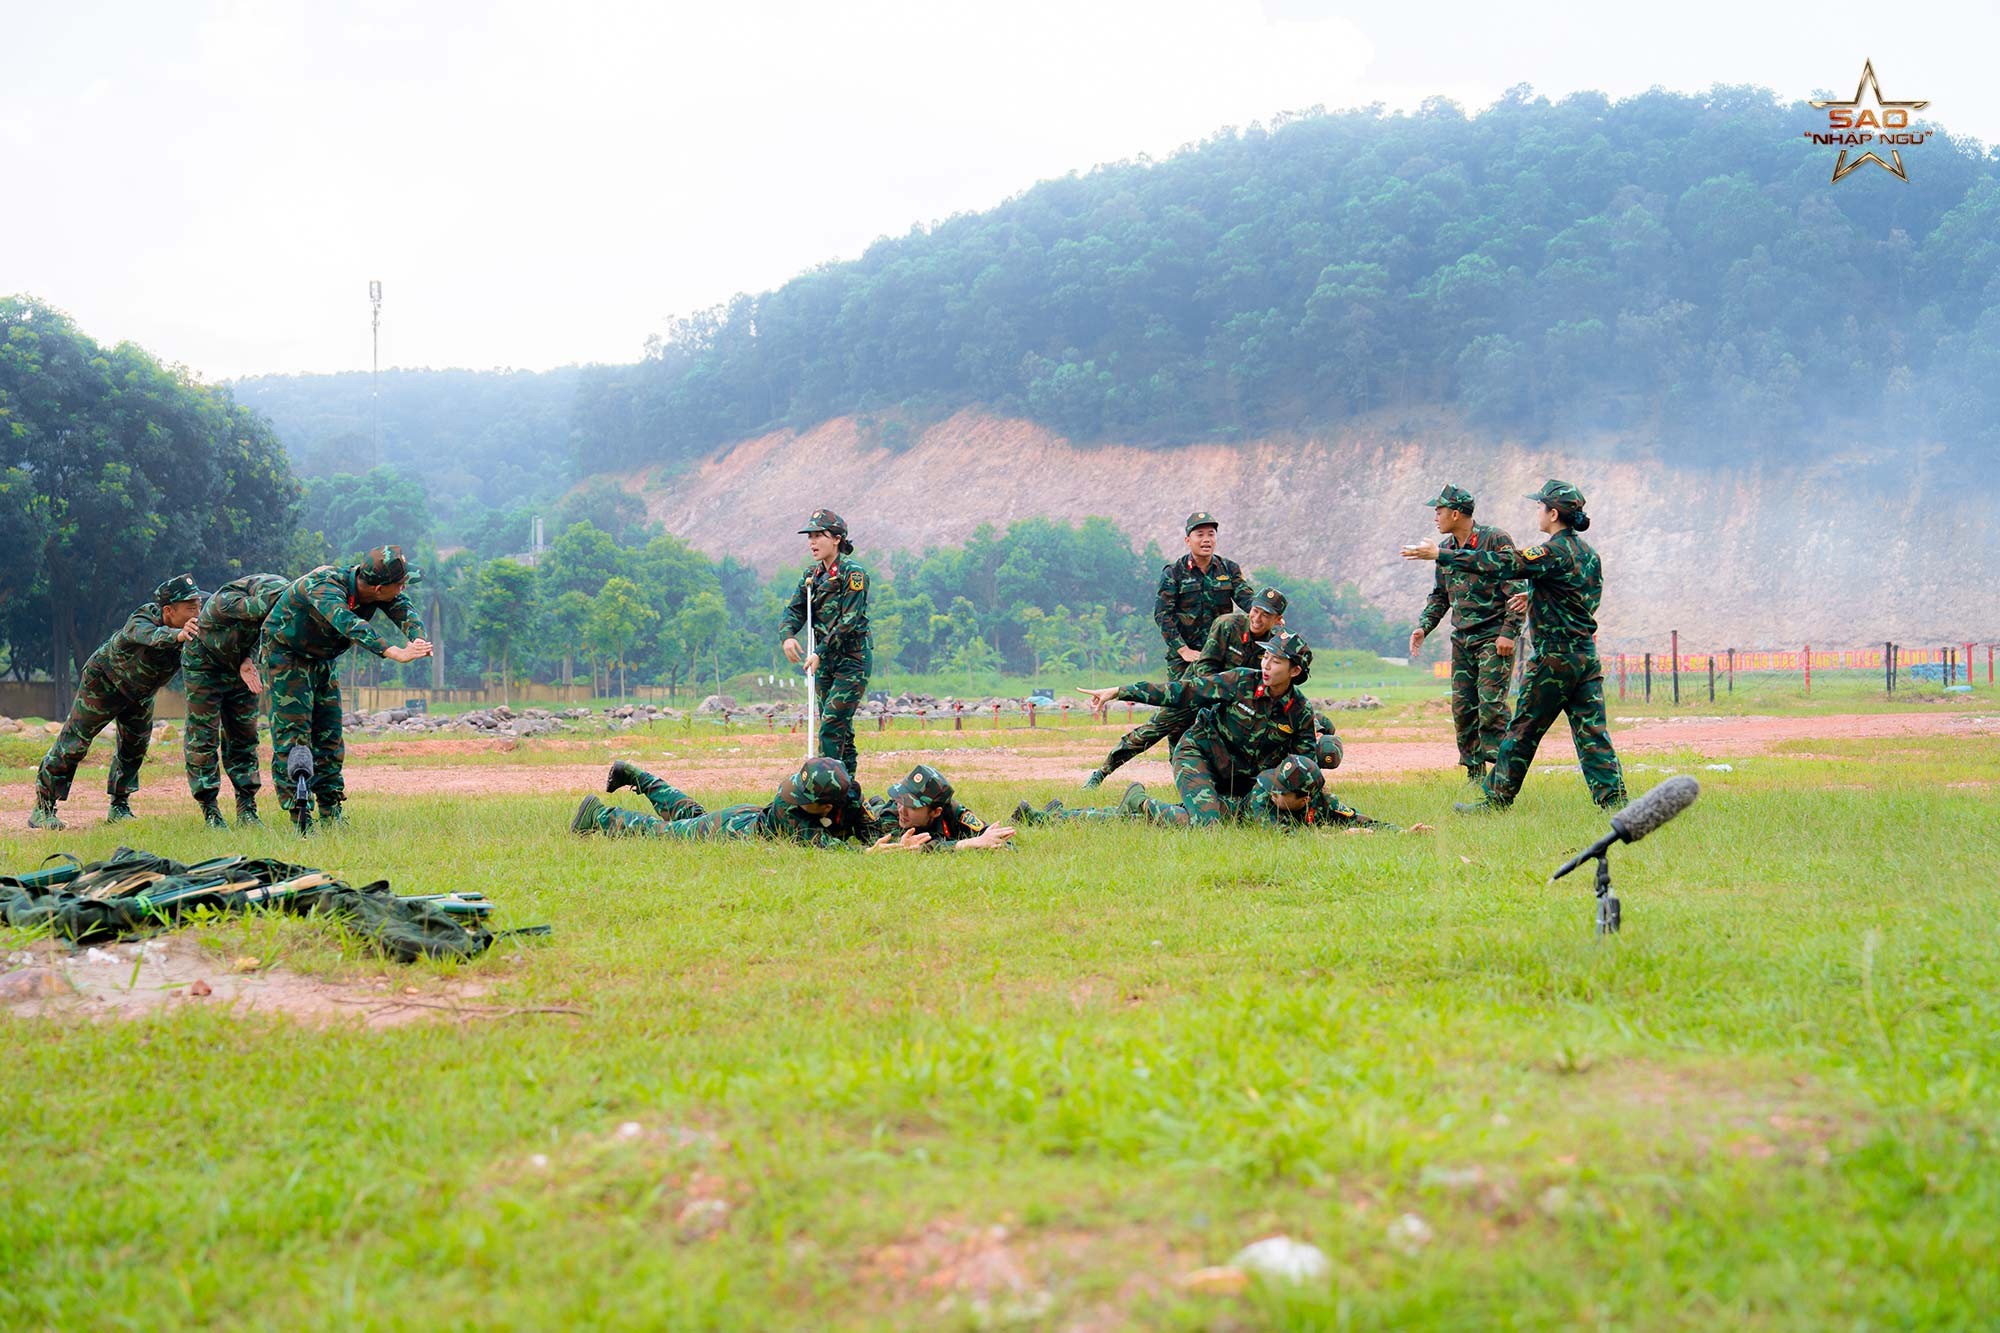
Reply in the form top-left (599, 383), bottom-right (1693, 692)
top-left (0, 847), bottom-right (516, 963)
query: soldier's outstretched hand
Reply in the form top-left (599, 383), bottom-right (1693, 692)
top-left (782, 637), bottom-right (804, 664)
top-left (1401, 541), bottom-right (1439, 561)
top-left (1077, 686), bottom-right (1119, 713)
top-left (962, 825), bottom-right (1016, 849)
top-left (385, 639), bottom-right (433, 663)
top-left (1408, 628), bottom-right (1425, 656)
top-left (1506, 592), bottom-right (1529, 618)
top-left (238, 658), bottom-right (264, 694)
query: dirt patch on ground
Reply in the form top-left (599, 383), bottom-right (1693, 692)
top-left (4, 712), bottom-right (1992, 817)
top-left (0, 935), bottom-right (531, 1027)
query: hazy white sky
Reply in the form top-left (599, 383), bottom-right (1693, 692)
top-left (3, 0), bottom-right (1992, 380)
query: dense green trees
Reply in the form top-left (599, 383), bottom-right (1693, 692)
top-left (565, 88), bottom-right (1997, 478)
top-left (0, 297), bottom-right (305, 700)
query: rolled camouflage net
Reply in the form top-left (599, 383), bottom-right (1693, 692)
top-left (0, 846), bottom-right (528, 963)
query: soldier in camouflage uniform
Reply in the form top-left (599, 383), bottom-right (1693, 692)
top-left (1404, 480), bottom-right (1627, 813)
top-left (181, 573), bottom-right (291, 828)
top-left (30, 574), bottom-right (205, 829)
top-left (571, 756), bottom-right (930, 851)
top-left (1084, 517), bottom-right (1257, 787)
top-left (780, 509), bottom-right (871, 777)
top-left (1408, 485), bottom-right (1527, 784)
top-left (1238, 754), bottom-right (1399, 832)
top-left (859, 763), bottom-right (1015, 850)
top-left (1064, 629), bottom-right (1317, 828)
top-left (258, 546), bottom-right (431, 829)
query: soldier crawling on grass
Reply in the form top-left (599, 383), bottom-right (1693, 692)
top-left (30, 574), bottom-right (206, 829)
top-left (570, 756), bottom-right (1000, 851)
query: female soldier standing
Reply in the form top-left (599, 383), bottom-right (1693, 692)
top-left (779, 509), bottom-right (871, 777)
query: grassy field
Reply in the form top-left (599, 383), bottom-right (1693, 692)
top-left (3, 720), bottom-right (1998, 1329)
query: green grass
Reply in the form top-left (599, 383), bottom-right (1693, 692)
top-left (3, 731), bottom-right (1998, 1329)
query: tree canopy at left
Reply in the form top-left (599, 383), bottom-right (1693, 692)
top-left (0, 296), bottom-right (307, 699)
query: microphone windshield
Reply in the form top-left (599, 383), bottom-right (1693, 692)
top-left (1610, 775), bottom-right (1699, 844)
top-left (286, 744), bottom-right (314, 779)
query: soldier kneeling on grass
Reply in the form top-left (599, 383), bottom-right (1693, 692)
top-left (862, 764), bottom-right (1015, 851)
top-left (572, 756), bottom-right (936, 852)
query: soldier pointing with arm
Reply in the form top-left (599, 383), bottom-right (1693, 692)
top-left (779, 509), bottom-right (871, 778)
top-left (1403, 480), bottom-right (1627, 814)
top-left (258, 545), bottom-right (431, 830)
top-left (1407, 485), bottom-right (1528, 786)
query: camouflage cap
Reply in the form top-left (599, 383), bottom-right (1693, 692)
top-left (1255, 630), bottom-right (1312, 668)
top-left (356, 545), bottom-right (410, 586)
top-left (778, 756), bottom-right (857, 809)
top-left (1525, 479), bottom-right (1586, 510)
top-left (1425, 484), bottom-right (1475, 514)
top-left (1255, 754), bottom-right (1325, 798)
top-left (1250, 587), bottom-right (1287, 616)
top-left (887, 763), bottom-right (953, 810)
top-left (1184, 511), bottom-right (1219, 534)
top-left (798, 509), bottom-right (848, 536)
top-left (154, 573), bottom-right (204, 605)
top-left (1315, 733), bottom-right (1345, 770)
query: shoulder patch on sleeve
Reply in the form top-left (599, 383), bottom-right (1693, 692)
top-left (1522, 546), bottom-right (1547, 561)
top-left (848, 571), bottom-right (866, 592)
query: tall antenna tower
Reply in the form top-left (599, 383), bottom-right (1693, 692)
top-left (368, 279), bottom-right (383, 466)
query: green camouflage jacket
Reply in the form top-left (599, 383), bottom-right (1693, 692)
top-left (780, 558), bottom-right (871, 666)
top-left (1195, 611), bottom-right (1270, 676)
top-left (1418, 524), bottom-right (1528, 640)
top-left (1154, 554), bottom-right (1253, 656)
top-left (259, 565), bottom-right (425, 663)
top-left (184, 574), bottom-right (291, 676)
top-left (1235, 787), bottom-right (1396, 832)
top-left (1117, 667), bottom-right (1316, 774)
top-left (1438, 526), bottom-right (1602, 647)
top-left (861, 797), bottom-right (990, 851)
top-left (83, 602), bottom-right (188, 699)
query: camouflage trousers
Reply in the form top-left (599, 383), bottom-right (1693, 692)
top-left (265, 654), bottom-right (345, 810)
top-left (816, 656), bottom-right (868, 778)
top-left (592, 769), bottom-right (765, 840)
top-left (183, 664), bottom-right (262, 802)
top-left (1096, 657), bottom-right (1195, 777)
top-left (1138, 732), bottom-right (1254, 828)
top-left (1449, 633), bottom-right (1515, 771)
top-left (35, 669), bottom-right (154, 804)
top-left (1485, 646), bottom-right (1627, 809)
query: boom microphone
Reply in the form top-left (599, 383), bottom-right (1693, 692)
top-left (286, 744), bottom-right (314, 782)
top-left (1551, 776), bottom-right (1700, 880)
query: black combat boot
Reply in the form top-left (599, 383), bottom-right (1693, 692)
top-left (105, 797), bottom-right (137, 824)
top-left (1081, 769), bottom-right (1107, 790)
top-left (316, 801), bottom-right (347, 827)
top-left (197, 798), bottom-right (228, 830)
top-left (28, 800), bottom-right (65, 830)
top-left (236, 793), bottom-right (262, 827)
top-left (605, 760), bottom-right (643, 793)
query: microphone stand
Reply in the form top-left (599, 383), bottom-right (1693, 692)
top-left (1592, 852), bottom-right (1620, 935)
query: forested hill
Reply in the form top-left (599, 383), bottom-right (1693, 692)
top-left (569, 85), bottom-right (1999, 483)
top-left (231, 368), bottom-right (579, 537)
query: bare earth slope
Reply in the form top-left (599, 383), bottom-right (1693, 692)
top-left (627, 408), bottom-right (1993, 648)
